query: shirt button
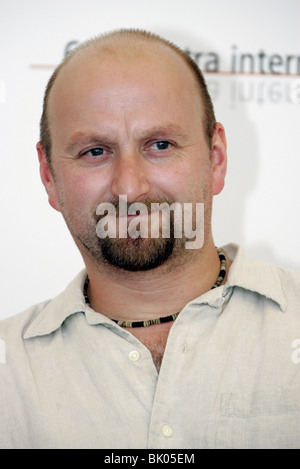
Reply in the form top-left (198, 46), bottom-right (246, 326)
top-left (128, 350), bottom-right (140, 362)
top-left (161, 425), bottom-right (173, 438)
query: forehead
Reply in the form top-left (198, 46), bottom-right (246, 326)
top-left (48, 39), bottom-right (203, 137)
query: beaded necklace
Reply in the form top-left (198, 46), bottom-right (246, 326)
top-left (83, 249), bottom-right (226, 328)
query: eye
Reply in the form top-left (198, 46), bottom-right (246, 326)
top-left (151, 141), bottom-right (171, 151)
top-left (85, 147), bottom-right (106, 157)
top-left (80, 147), bottom-right (113, 162)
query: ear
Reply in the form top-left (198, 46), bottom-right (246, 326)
top-left (211, 123), bottom-right (227, 195)
top-left (36, 141), bottom-right (61, 212)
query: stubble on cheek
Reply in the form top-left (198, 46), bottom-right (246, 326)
top-left (56, 180), bottom-right (214, 272)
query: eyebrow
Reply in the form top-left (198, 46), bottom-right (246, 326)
top-left (138, 124), bottom-right (188, 141)
top-left (65, 124), bottom-right (188, 154)
top-left (64, 132), bottom-right (117, 154)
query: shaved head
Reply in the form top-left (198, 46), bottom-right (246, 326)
top-left (37, 28), bottom-right (227, 276)
top-left (39, 28), bottom-right (216, 167)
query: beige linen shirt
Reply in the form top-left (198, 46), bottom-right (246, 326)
top-left (1, 244), bottom-right (300, 449)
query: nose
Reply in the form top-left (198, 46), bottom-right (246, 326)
top-left (111, 152), bottom-right (151, 203)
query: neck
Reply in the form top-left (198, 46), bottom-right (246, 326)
top-left (83, 239), bottom-right (228, 323)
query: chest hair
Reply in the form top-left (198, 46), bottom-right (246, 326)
top-left (129, 323), bottom-right (173, 372)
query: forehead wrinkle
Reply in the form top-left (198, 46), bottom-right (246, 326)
top-left (49, 41), bottom-right (205, 149)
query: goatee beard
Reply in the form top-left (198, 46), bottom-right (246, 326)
top-left (99, 235), bottom-right (175, 272)
top-left (95, 196), bottom-right (182, 272)
top-left (66, 195), bottom-right (193, 273)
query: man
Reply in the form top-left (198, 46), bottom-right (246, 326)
top-left (0, 29), bottom-right (300, 449)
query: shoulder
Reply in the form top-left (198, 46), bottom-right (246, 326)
top-left (0, 269), bottom-right (87, 346)
top-left (276, 264), bottom-right (300, 310)
top-left (223, 243), bottom-right (300, 315)
top-left (276, 263), bottom-right (300, 286)
top-left (0, 300), bottom-right (51, 344)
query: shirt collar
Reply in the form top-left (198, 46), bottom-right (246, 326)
top-left (23, 244), bottom-right (286, 339)
top-left (23, 270), bottom-right (89, 339)
top-left (221, 243), bottom-right (286, 311)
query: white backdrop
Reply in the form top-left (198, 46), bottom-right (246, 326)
top-left (0, 0), bottom-right (299, 319)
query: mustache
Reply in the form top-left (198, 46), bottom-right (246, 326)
top-left (93, 196), bottom-right (176, 221)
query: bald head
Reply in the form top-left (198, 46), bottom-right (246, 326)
top-left (40, 29), bottom-right (216, 167)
